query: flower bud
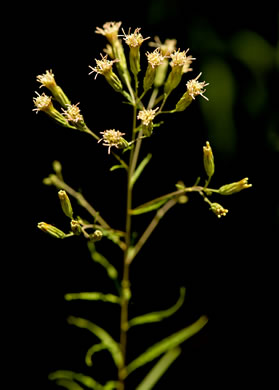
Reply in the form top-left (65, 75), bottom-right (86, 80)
top-left (58, 190), bottom-right (73, 219)
top-left (203, 141), bottom-right (215, 179)
top-left (209, 202), bottom-right (229, 218)
top-left (70, 219), bottom-right (82, 235)
top-left (91, 229), bottom-right (103, 242)
top-left (218, 178), bottom-right (252, 195)
top-left (37, 222), bottom-right (66, 238)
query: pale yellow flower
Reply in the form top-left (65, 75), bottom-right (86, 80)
top-left (186, 73), bottom-right (209, 101)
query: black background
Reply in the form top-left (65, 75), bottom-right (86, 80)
top-left (23, 1), bottom-right (279, 389)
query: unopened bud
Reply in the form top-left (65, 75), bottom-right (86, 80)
top-left (91, 230), bottom-right (103, 242)
top-left (37, 222), bottom-right (66, 239)
top-left (70, 219), bottom-right (82, 235)
top-left (203, 141), bottom-right (215, 179)
top-left (58, 190), bottom-right (73, 219)
top-left (209, 202), bottom-right (229, 218)
top-left (218, 178), bottom-right (252, 195)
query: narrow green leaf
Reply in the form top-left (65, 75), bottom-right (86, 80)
top-left (135, 348), bottom-right (181, 390)
top-left (110, 164), bottom-right (125, 172)
top-left (65, 292), bottom-right (120, 304)
top-left (88, 242), bottom-right (118, 280)
top-left (128, 287), bottom-right (185, 328)
top-left (131, 153), bottom-right (152, 188)
top-left (130, 199), bottom-right (168, 215)
top-left (67, 316), bottom-right (124, 369)
top-left (85, 343), bottom-right (106, 367)
top-left (126, 315), bottom-right (208, 376)
top-left (56, 379), bottom-right (84, 390)
top-left (49, 371), bottom-right (103, 390)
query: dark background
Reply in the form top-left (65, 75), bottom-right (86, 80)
top-left (26, 2), bottom-right (278, 389)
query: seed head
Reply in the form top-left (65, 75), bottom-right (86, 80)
top-left (89, 54), bottom-right (119, 79)
top-left (186, 73), bottom-right (209, 101)
top-left (146, 48), bottom-right (165, 68)
top-left (95, 21), bottom-right (122, 43)
top-left (98, 129), bottom-right (127, 154)
top-left (62, 103), bottom-right (83, 123)
top-left (137, 108), bottom-right (159, 126)
top-left (122, 28), bottom-right (149, 48)
top-left (37, 70), bottom-right (56, 89)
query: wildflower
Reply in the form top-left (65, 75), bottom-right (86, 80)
top-left (149, 36), bottom-right (177, 56)
top-left (33, 92), bottom-right (70, 126)
top-left (186, 73), bottom-right (209, 101)
top-left (58, 190), bottom-right (73, 219)
top-left (98, 130), bottom-right (128, 154)
top-left (143, 48), bottom-right (165, 91)
top-left (62, 103), bottom-right (83, 123)
top-left (36, 70), bottom-right (71, 108)
top-left (89, 54), bottom-right (123, 92)
top-left (146, 48), bottom-right (165, 68)
top-left (203, 141), bottom-right (215, 179)
top-left (209, 202), bottom-right (229, 218)
top-left (95, 21), bottom-right (122, 44)
top-left (137, 108), bottom-right (159, 137)
top-left (164, 49), bottom-right (193, 95)
top-left (218, 178), bottom-right (252, 195)
top-left (122, 28), bottom-right (149, 76)
top-left (37, 222), bottom-right (66, 239)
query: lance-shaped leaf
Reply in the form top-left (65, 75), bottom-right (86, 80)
top-left (55, 379), bottom-right (84, 390)
top-left (65, 292), bottom-right (120, 304)
top-left (126, 315), bottom-right (208, 376)
top-left (49, 370), bottom-right (103, 390)
top-left (131, 153), bottom-right (152, 188)
top-left (128, 287), bottom-right (185, 329)
top-left (135, 347), bottom-right (181, 390)
top-left (130, 199), bottom-right (168, 216)
top-left (67, 316), bottom-right (124, 369)
top-left (88, 242), bottom-right (118, 280)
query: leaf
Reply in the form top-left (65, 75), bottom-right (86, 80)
top-left (56, 379), bottom-right (84, 390)
top-left (110, 164), bottom-right (125, 172)
top-left (85, 343), bottom-right (107, 367)
top-left (128, 287), bottom-right (185, 328)
top-left (49, 371), bottom-right (103, 390)
top-left (130, 199), bottom-right (168, 216)
top-left (88, 242), bottom-right (118, 280)
top-left (131, 153), bottom-right (152, 188)
top-left (126, 315), bottom-right (208, 376)
top-left (67, 316), bottom-right (124, 369)
top-left (135, 348), bottom-right (181, 390)
top-left (65, 292), bottom-right (120, 304)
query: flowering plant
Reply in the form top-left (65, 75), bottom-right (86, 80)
top-left (34, 21), bottom-right (252, 390)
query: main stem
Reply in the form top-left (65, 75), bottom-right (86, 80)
top-left (118, 105), bottom-right (138, 390)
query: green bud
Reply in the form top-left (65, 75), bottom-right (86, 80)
top-left (58, 190), bottom-right (73, 219)
top-left (203, 141), bottom-right (215, 179)
top-left (52, 160), bottom-right (62, 175)
top-left (70, 219), bottom-right (82, 235)
top-left (104, 70), bottom-right (123, 93)
top-left (218, 178), bottom-right (252, 195)
top-left (91, 229), bottom-right (103, 242)
top-left (37, 222), bottom-right (66, 239)
top-left (209, 202), bottom-right (229, 218)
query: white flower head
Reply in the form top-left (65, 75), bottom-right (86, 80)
top-left (36, 70), bottom-right (56, 89)
top-left (62, 103), bottom-right (83, 123)
top-left (33, 92), bottom-right (53, 113)
top-left (89, 54), bottom-right (119, 79)
top-left (121, 27), bottom-right (150, 48)
top-left (137, 107), bottom-right (159, 126)
top-left (146, 48), bottom-right (165, 68)
top-left (98, 129), bottom-right (127, 154)
top-left (95, 21), bottom-right (122, 43)
top-left (186, 73), bottom-right (209, 101)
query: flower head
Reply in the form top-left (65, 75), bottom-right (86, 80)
top-left (122, 28), bottom-right (149, 48)
top-left (210, 203), bottom-right (229, 218)
top-left (186, 73), bottom-right (209, 101)
top-left (218, 178), bottom-right (252, 195)
top-left (33, 92), bottom-right (53, 113)
top-left (37, 70), bottom-right (56, 89)
top-left (89, 54), bottom-right (119, 79)
top-left (170, 49), bottom-right (193, 68)
top-left (146, 48), bottom-right (165, 68)
top-left (149, 36), bottom-right (177, 56)
top-left (98, 129), bottom-right (127, 154)
top-left (137, 108), bottom-right (159, 126)
top-left (95, 21), bottom-right (122, 43)
top-left (62, 103), bottom-right (83, 123)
